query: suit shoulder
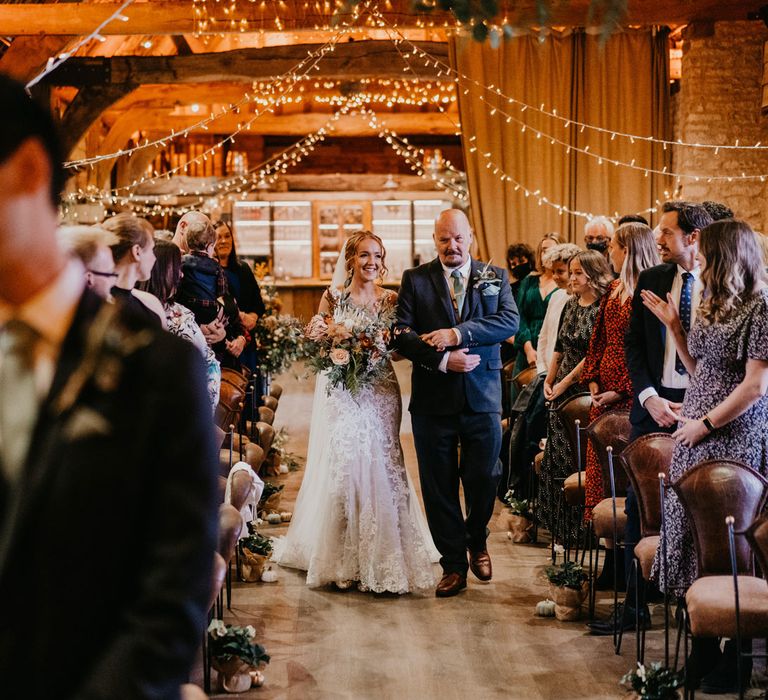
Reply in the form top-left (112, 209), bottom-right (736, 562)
top-left (637, 263), bottom-right (674, 285)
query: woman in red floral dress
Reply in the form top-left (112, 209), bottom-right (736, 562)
top-left (583, 223), bottom-right (661, 516)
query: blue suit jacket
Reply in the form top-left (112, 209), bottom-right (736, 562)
top-left (395, 258), bottom-right (519, 415)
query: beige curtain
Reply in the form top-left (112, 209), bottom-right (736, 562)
top-left (451, 29), bottom-right (671, 264)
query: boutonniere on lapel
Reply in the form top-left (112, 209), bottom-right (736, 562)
top-left (54, 304), bottom-right (154, 418)
top-left (472, 260), bottom-right (502, 297)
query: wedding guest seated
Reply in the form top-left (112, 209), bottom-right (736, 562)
top-left (539, 250), bottom-right (613, 534)
top-left (57, 224), bottom-right (118, 299)
top-left (511, 233), bottom-right (560, 376)
top-left (142, 239), bottom-right (221, 412)
top-left (102, 212), bottom-right (165, 327)
top-left (584, 216), bottom-right (615, 262)
top-left (175, 214), bottom-right (246, 369)
top-left (580, 222), bottom-right (659, 588)
top-left (702, 200), bottom-right (734, 221)
top-left (643, 219), bottom-right (768, 693)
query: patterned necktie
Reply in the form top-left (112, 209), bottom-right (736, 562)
top-left (675, 271), bottom-right (694, 375)
top-left (451, 269), bottom-right (465, 317)
top-left (0, 319), bottom-right (39, 481)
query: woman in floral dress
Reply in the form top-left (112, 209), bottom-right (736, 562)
top-left (539, 250), bottom-right (614, 534)
top-left (643, 220), bottom-right (768, 594)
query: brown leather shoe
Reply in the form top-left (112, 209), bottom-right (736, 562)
top-left (468, 549), bottom-right (492, 581)
top-left (435, 572), bottom-right (467, 598)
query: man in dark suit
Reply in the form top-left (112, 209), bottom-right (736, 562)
top-left (395, 209), bottom-right (519, 597)
top-left (588, 200), bottom-right (712, 635)
top-left (0, 75), bottom-right (218, 699)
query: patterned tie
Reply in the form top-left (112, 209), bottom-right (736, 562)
top-left (451, 269), bottom-right (465, 317)
top-left (675, 271), bottom-right (694, 375)
top-left (0, 320), bottom-right (40, 481)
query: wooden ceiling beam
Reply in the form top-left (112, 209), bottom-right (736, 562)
top-left (44, 41), bottom-right (448, 86)
top-left (0, 0), bottom-right (763, 37)
top-left (0, 1), bottom-right (450, 36)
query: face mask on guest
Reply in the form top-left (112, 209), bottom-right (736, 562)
top-left (586, 240), bottom-right (609, 253)
top-left (511, 262), bottom-right (532, 279)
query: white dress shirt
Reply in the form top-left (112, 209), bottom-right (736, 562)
top-left (536, 288), bottom-right (569, 375)
top-left (438, 256), bottom-right (473, 372)
top-left (638, 264), bottom-right (702, 406)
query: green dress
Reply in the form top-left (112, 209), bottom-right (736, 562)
top-left (512, 274), bottom-right (557, 376)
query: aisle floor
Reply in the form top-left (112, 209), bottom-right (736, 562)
top-left (211, 363), bottom-right (762, 700)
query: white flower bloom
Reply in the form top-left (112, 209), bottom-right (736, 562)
top-left (245, 625), bottom-right (256, 639)
top-left (207, 619), bottom-right (227, 638)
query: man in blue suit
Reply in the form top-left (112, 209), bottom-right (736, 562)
top-left (395, 209), bottom-right (519, 597)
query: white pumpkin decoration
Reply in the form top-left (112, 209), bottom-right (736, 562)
top-left (266, 513), bottom-right (282, 525)
top-left (261, 567), bottom-right (278, 583)
top-left (535, 599), bottom-right (556, 617)
top-left (278, 463), bottom-right (289, 474)
top-left (250, 670), bottom-right (265, 687)
top-left (280, 511), bottom-right (292, 522)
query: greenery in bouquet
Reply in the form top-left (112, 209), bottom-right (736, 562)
top-left (207, 620), bottom-right (270, 667)
top-left (239, 528), bottom-right (274, 557)
top-left (254, 285), bottom-right (307, 374)
top-left (303, 290), bottom-right (397, 396)
top-left (621, 662), bottom-right (683, 700)
top-left (545, 561), bottom-right (587, 590)
top-left (503, 490), bottom-right (533, 519)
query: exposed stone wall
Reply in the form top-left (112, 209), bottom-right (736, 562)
top-left (675, 21), bottom-right (768, 231)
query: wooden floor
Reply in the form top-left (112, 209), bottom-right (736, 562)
top-left (207, 363), bottom-right (762, 700)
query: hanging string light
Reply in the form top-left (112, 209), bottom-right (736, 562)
top-left (371, 7), bottom-right (768, 155)
top-left (26, 0), bottom-right (135, 90)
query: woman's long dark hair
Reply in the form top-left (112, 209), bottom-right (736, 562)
top-left (142, 239), bottom-right (181, 306)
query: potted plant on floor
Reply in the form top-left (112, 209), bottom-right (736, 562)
top-left (208, 620), bottom-right (270, 693)
top-left (503, 489), bottom-right (534, 543)
top-left (239, 529), bottom-right (273, 582)
top-left (621, 662), bottom-right (683, 700)
top-left (544, 561), bottom-right (588, 621)
top-left (258, 482), bottom-right (285, 516)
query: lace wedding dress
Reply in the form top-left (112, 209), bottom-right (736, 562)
top-left (272, 304), bottom-right (438, 594)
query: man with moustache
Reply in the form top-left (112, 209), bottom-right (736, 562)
top-left (588, 200), bottom-right (712, 635)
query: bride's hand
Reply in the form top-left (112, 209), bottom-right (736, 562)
top-left (641, 290), bottom-right (681, 330)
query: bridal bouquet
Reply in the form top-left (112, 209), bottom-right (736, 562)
top-left (303, 290), bottom-right (396, 395)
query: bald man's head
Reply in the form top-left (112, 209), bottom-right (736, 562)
top-left (173, 211), bottom-right (212, 254)
top-left (434, 208), bottom-right (472, 268)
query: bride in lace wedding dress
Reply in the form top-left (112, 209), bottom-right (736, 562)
top-left (272, 231), bottom-right (438, 593)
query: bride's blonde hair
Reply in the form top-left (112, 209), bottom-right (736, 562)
top-left (343, 230), bottom-right (388, 286)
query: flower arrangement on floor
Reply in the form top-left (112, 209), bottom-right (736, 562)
top-left (238, 527), bottom-right (274, 582)
top-left (264, 426), bottom-right (303, 475)
top-left (303, 289), bottom-right (396, 396)
top-left (503, 489), bottom-right (534, 543)
top-left (253, 285), bottom-right (307, 375)
top-left (621, 662), bottom-right (683, 700)
top-left (258, 482), bottom-right (284, 515)
top-left (544, 561), bottom-right (588, 621)
top-left (208, 620), bottom-right (270, 693)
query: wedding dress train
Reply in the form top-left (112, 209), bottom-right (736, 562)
top-left (272, 365), bottom-right (438, 593)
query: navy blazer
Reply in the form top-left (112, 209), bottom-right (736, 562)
top-left (395, 258), bottom-right (519, 415)
top-left (624, 262), bottom-right (678, 427)
top-left (0, 290), bottom-right (218, 699)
